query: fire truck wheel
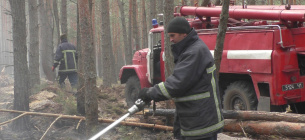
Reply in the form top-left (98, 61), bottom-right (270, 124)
top-left (125, 76), bottom-right (141, 107)
top-left (223, 81), bottom-right (258, 111)
top-left (290, 102), bottom-right (305, 114)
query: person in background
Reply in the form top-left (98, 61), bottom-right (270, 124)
top-left (138, 17), bottom-right (224, 140)
top-left (52, 34), bottom-right (78, 90)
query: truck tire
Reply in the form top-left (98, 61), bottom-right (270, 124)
top-left (125, 76), bottom-right (141, 107)
top-left (291, 102), bottom-right (305, 114)
top-left (223, 81), bottom-right (257, 110)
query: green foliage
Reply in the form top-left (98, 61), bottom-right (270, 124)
top-left (30, 81), bottom-right (49, 95)
top-left (53, 90), bottom-right (78, 115)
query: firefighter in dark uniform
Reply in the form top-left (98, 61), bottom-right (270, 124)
top-left (52, 34), bottom-right (78, 89)
top-left (139, 17), bottom-right (224, 140)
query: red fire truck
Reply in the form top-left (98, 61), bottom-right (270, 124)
top-left (119, 4), bottom-right (305, 113)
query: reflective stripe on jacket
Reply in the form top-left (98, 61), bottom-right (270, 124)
top-left (53, 40), bottom-right (78, 73)
top-left (147, 29), bottom-right (224, 138)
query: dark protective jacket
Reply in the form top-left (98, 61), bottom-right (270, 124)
top-left (53, 39), bottom-right (78, 73)
top-left (147, 29), bottom-right (224, 139)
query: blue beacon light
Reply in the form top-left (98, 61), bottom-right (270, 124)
top-left (152, 19), bottom-right (158, 28)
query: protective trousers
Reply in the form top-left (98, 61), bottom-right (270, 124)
top-left (58, 72), bottom-right (78, 89)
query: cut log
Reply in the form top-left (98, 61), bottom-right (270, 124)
top-left (99, 118), bottom-right (173, 131)
top-left (137, 109), bottom-right (175, 116)
top-left (222, 110), bottom-right (305, 123)
top-left (224, 119), bottom-right (305, 138)
top-left (142, 109), bottom-right (305, 123)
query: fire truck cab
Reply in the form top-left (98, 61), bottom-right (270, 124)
top-left (120, 4), bottom-right (305, 113)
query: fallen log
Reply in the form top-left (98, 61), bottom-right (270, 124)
top-left (222, 110), bottom-right (305, 123)
top-left (142, 109), bottom-right (305, 123)
top-left (0, 109), bottom-right (173, 131)
top-left (0, 109), bottom-right (83, 125)
top-left (224, 119), bottom-right (305, 138)
top-left (137, 109), bottom-right (175, 116)
top-left (99, 118), bottom-right (173, 131)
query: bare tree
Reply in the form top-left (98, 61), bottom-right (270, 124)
top-left (141, 0), bottom-right (148, 49)
top-left (76, 1), bottom-right (85, 116)
top-left (78, 0), bottom-right (98, 137)
top-left (61, 0), bottom-right (68, 34)
top-left (149, 0), bottom-right (156, 29)
top-left (28, 0), bottom-right (40, 88)
top-left (53, 0), bottom-right (60, 46)
top-left (101, 0), bottom-right (116, 86)
top-left (128, 0), bottom-right (133, 56)
top-left (163, 0), bottom-right (175, 77)
top-left (132, 0), bottom-right (140, 50)
top-left (0, 1), bottom-right (14, 76)
top-left (163, 0), bottom-right (176, 124)
top-left (117, 0), bottom-right (132, 65)
top-left (9, 0), bottom-right (30, 131)
top-left (95, 2), bottom-right (103, 78)
top-left (156, 0), bottom-right (163, 22)
top-left (214, 0), bottom-right (230, 80)
top-left (39, 0), bottom-right (55, 81)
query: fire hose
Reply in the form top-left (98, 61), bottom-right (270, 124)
top-left (88, 99), bottom-right (147, 140)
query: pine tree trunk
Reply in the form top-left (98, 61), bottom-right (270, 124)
top-left (28, 0), bottom-right (40, 88)
top-left (1, 1), bottom-right (14, 76)
top-left (76, 1), bottom-right (85, 116)
top-left (132, 0), bottom-right (140, 50)
top-left (112, 7), bottom-right (121, 80)
top-left (53, 0), bottom-right (60, 46)
top-left (9, 0), bottom-right (30, 131)
top-left (39, 0), bottom-right (55, 81)
top-left (214, 0), bottom-right (229, 80)
top-left (95, 3), bottom-right (103, 78)
top-left (163, 0), bottom-right (176, 125)
top-left (128, 0), bottom-right (133, 55)
top-left (78, 0), bottom-right (98, 137)
top-left (156, 0), bottom-right (163, 22)
top-left (141, 0), bottom-right (148, 50)
top-left (117, 0), bottom-right (132, 65)
top-left (149, 0), bottom-right (156, 29)
top-left (101, 0), bottom-right (116, 86)
top-left (163, 0), bottom-right (175, 77)
top-left (61, 0), bottom-right (68, 34)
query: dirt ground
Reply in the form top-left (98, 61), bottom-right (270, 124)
top-left (0, 75), bottom-right (302, 140)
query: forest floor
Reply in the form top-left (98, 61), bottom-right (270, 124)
top-left (0, 74), bottom-right (302, 140)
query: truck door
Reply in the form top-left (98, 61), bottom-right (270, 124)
top-left (146, 32), bottom-right (161, 85)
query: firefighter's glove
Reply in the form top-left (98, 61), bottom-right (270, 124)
top-left (51, 66), bottom-right (55, 72)
top-left (138, 88), bottom-right (152, 105)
